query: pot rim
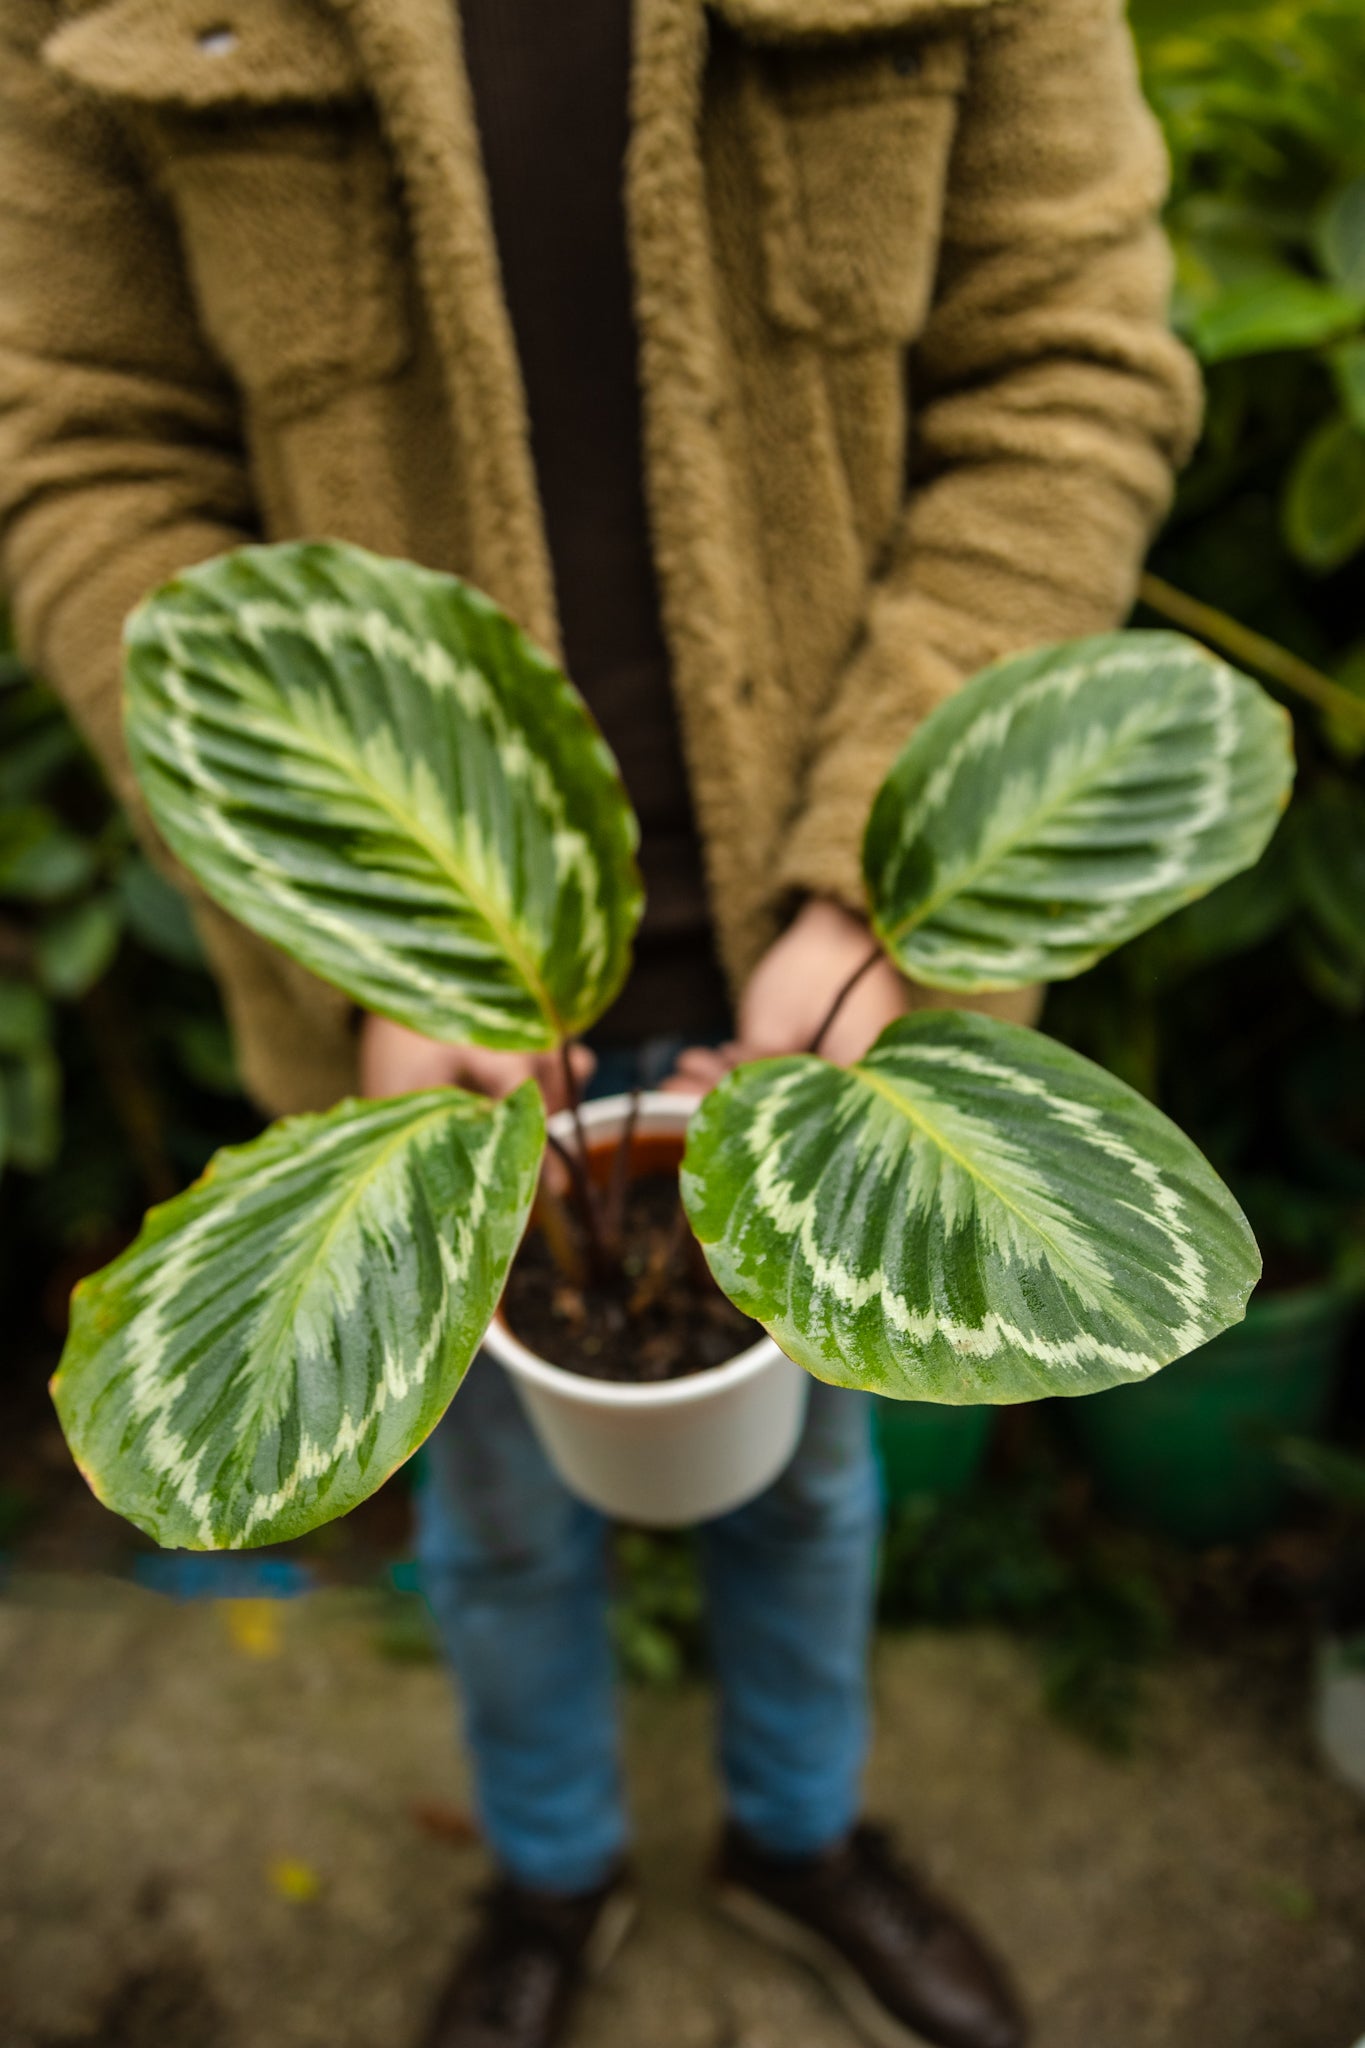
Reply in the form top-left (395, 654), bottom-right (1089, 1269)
top-left (485, 1089), bottom-right (788, 1410)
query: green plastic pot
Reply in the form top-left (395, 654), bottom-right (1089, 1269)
top-left (1071, 1283), bottom-right (1355, 1546)
top-left (874, 1396), bottom-right (994, 1503)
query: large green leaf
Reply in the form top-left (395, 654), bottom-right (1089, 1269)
top-left (125, 542), bottom-right (643, 1051)
top-left (864, 632), bottom-right (1293, 993)
top-left (681, 1012), bottom-right (1260, 1405)
top-left (52, 1082), bottom-right (545, 1549)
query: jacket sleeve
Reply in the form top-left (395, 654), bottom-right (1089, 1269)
top-left (776, 0), bottom-right (1203, 914)
top-left (0, 0), bottom-right (257, 824)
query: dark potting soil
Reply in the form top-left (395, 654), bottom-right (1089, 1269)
top-left (502, 1171), bottom-right (762, 1383)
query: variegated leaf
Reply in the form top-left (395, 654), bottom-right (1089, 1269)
top-left (125, 542), bottom-right (642, 1049)
top-left (680, 1011), bottom-right (1259, 1404)
top-left (51, 1082), bottom-right (545, 1549)
top-left (865, 632), bottom-right (1294, 991)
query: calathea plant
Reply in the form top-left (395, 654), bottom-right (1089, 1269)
top-left (51, 542), bottom-right (1294, 1550)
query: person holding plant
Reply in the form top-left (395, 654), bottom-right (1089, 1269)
top-left (0, 0), bottom-right (1200, 2043)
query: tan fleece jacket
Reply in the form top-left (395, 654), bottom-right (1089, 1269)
top-left (0, 0), bottom-right (1201, 1114)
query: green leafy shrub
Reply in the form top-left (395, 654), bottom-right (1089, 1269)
top-left (1135, 0), bottom-right (1365, 605)
top-left (0, 647), bottom-right (247, 1250)
top-left (1038, 4), bottom-right (1365, 1291)
top-left (879, 1479), bottom-right (1172, 1754)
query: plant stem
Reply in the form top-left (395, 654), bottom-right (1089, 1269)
top-left (531, 1179), bottom-right (588, 1289)
top-left (559, 1041), bottom-right (590, 1174)
top-left (557, 1041), bottom-right (613, 1281)
top-left (629, 1196), bottom-right (693, 1319)
top-left (546, 1128), bottom-right (587, 1200)
top-left (807, 944), bottom-right (884, 1057)
top-left (1138, 572), bottom-right (1365, 734)
top-left (604, 1086), bottom-right (641, 1255)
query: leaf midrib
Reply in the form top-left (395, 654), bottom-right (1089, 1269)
top-left (231, 1097), bottom-right (478, 1444)
top-left (850, 1060), bottom-right (1104, 1296)
top-left (205, 686), bottom-right (566, 1043)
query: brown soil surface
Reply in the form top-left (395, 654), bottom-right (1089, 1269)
top-left (2, 1579), bottom-right (1364, 2048)
top-left (503, 1171), bottom-right (759, 1383)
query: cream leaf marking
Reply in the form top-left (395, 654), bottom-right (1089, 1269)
top-left (163, 605), bottom-right (562, 1034)
top-left (125, 542), bottom-right (641, 1050)
top-left (147, 601), bottom-right (579, 1032)
top-left (681, 1012), bottom-right (1259, 1404)
top-left (847, 1060), bottom-right (1126, 1309)
top-left (52, 1084), bottom-right (545, 1549)
top-left (141, 608), bottom-right (541, 1038)
top-left (736, 1064), bottom-right (1143, 1366)
top-left (152, 629), bottom-right (513, 1029)
top-left (866, 633), bottom-right (1294, 991)
top-left (888, 641), bottom-right (1153, 871)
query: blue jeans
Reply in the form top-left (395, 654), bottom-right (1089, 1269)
top-left (415, 1040), bottom-right (883, 1895)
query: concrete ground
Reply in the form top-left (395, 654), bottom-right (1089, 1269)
top-left (1, 1577), bottom-right (1363, 2048)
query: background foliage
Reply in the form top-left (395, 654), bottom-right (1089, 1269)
top-left (1048, 0), bottom-right (1365, 1292)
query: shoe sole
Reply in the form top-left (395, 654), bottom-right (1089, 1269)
top-left (584, 1889), bottom-right (640, 1980)
top-left (716, 1883), bottom-right (935, 2048)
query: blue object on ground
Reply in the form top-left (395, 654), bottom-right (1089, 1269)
top-left (130, 1553), bottom-right (316, 1600)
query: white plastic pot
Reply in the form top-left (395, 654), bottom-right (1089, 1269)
top-left (481, 1091), bottom-right (809, 1527)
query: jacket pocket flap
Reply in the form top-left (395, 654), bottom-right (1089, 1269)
top-left (710, 0), bottom-right (1009, 43)
top-left (43, 0), bottom-right (363, 108)
top-left (768, 27), bottom-right (970, 104)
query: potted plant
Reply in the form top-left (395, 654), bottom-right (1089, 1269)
top-left (49, 541), bottom-right (1293, 1549)
top-left (479, 1089), bottom-right (807, 1525)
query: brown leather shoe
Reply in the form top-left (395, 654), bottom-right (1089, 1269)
top-left (716, 1821), bottom-right (1026, 2048)
top-left (421, 1864), bottom-right (637, 2048)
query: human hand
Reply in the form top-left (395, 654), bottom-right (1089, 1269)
top-left (360, 1014), bottom-right (595, 1110)
top-left (661, 897), bottom-right (909, 1094)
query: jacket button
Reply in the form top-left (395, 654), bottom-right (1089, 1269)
top-left (736, 675), bottom-right (754, 706)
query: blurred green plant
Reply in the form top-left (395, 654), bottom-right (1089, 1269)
top-left (878, 1481), bottom-right (1172, 1754)
top-left (0, 640), bottom-right (251, 1327)
top-left (610, 1531), bottom-right (708, 1688)
top-left (1134, 0), bottom-right (1365, 596)
top-left (607, 1488), bottom-right (1173, 1754)
top-left (1279, 1436), bottom-right (1365, 1511)
top-left (1045, 3), bottom-right (1365, 1294)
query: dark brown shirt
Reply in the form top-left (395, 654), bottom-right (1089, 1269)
top-left (459, 0), bottom-right (729, 1045)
